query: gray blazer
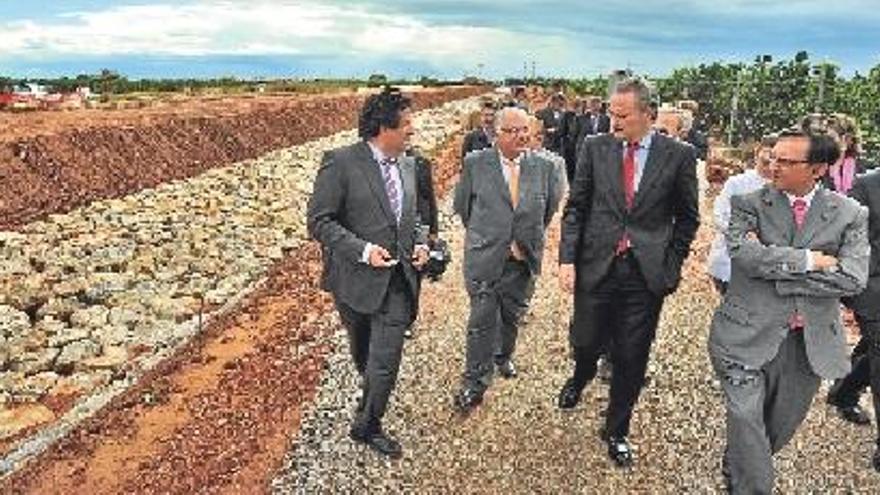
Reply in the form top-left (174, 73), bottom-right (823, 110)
top-left (708, 186), bottom-right (870, 379)
top-left (307, 141), bottom-right (425, 315)
top-left (454, 147), bottom-right (564, 286)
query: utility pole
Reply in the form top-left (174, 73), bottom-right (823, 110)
top-left (728, 70), bottom-right (742, 146)
top-left (816, 64), bottom-right (826, 112)
top-left (531, 61), bottom-right (536, 81)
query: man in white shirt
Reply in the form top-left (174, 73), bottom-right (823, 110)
top-left (707, 135), bottom-right (777, 293)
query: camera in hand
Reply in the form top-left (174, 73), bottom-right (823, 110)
top-left (424, 237), bottom-right (451, 282)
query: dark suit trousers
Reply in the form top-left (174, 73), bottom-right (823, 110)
top-left (335, 267), bottom-right (413, 432)
top-left (463, 259), bottom-right (532, 393)
top-left (827, 312), bottom-right (880, 441)
top-left (570, 252), bottom-right (664, 437)
top-left (713, 331), bottom-right (821, 494)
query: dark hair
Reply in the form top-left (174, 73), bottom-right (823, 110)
top-left (358, 87), bottom-right (412, 141)
top-left (777, 128), bottom-right (841, 166)
top-left (760, 133), bottom-right (778, 148)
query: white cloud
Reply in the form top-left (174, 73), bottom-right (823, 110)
top-left (0, 0), bottom-right (573, 71)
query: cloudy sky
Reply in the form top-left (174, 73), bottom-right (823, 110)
top-left (0, 0), bottom-right (878, 79)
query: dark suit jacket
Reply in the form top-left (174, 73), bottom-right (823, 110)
top-left (685, 128), bottom-right (708, 160)
top-left (307, 141), bottom-right (424, 315)
top-left (461, 128), bottom-right (493, 161)
top-left (594, 113), bottom-right (611, 134)
top-left (559, 111), bottom-right (581, 181)
top-left (454, 147), bottom-right (564, 286)
top-left (536, 107), bottom-right (565, 153)
top-left (848, 170), bottom-right (880, 318)
top-left (559, 133), bottom-right (700, 298)
top-left (413, 152), bottom-right (439, 236)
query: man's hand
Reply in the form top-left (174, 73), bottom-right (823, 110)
top-left (559, 263), bottom-right (575, 294)
top-left (412, 245), bottom-right (429, 270)
top-left (746, 231), bottom-right (760, 242)
top-left (811, 251), bottom-right (839, 271)
top-left (368, 245), bottom-right (396, 268)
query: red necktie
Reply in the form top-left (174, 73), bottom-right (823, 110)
top-left (616, 142), bottom-right (639, 255)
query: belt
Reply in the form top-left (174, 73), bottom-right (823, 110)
top-left (614, 249), bottom-right (635, 261)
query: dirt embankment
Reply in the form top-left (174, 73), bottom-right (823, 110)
top-left (0, 87), bottom-right (485, 231)
top-left (0, 116), bottom-right (470, 495)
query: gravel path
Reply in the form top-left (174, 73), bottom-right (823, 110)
top-left (272, 184), bottom-right (880, 493)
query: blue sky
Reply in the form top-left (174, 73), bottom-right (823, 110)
top-left (0, 1), bottom-right (878, 79)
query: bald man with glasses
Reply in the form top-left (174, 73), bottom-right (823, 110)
top-left (452, 107), bottom-right (564, 413)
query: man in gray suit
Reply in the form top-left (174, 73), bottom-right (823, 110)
top-left (307, 89), bottom-right (429, 459)
top-left (709, 129), bottom-right (870, 493)
top-left (452, 107), bottom-right (564, 413)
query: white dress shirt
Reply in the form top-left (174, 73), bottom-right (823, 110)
top-left (361, 142), bottom-right (404, 264)
top-left (707, 169), bottom-right (768, 282)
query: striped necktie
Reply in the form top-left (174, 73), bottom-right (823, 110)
top-left (380, 157), bottom-right (401, 222)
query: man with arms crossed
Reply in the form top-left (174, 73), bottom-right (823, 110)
top-left (709, 129), bottom-right (869, 492)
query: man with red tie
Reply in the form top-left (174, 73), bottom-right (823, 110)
top-left (708, 129), bottom-right (869, 493)
top-left (557, 78), bottom-right (700, 467)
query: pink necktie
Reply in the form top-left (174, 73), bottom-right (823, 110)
top-left (792, 198), bottom-right (808, 229)
top-left (789, 198), bottom-right (809, 331)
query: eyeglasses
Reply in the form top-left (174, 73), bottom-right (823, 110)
top-left (772, 157), bottom-right (809, 168)
top-left (499, 126), bottom-right (531, 135)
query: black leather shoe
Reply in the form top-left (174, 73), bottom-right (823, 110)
top-left (606, 436), bottom-right (634, 468)
top-left (835, 404), bottom-right (871, 425)
top-left (366, 430), bottom-right (403, 459)
top-left (597, 357), bottom-right (612, 383)
top-left (453, 388), bottom-right (484, 414)
top-left (721, 452), bottom-right (732, 492)
top-left (557, 378), bottom-right (583, 409)
top-left (350, 427), bottom-right (403, 459)
top-left (497, 360), bottom-right (518, 378)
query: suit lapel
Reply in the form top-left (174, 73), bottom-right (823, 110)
top-left (762, 188), bottom-right (797, 245)
top-left (488, 149), bottom-right (514, 209)
top-left (399, 156), bottom-right (416, 228)
top-left (517, 154), bottom-right (537, 208)
top-left (605, 139), bottom-right (626, 212)
top-left (633, 136), bottom-right (668, 210)
top-left (794, 188), bottom-right (836, 247)
top-left (354, 141), bottom-right (396, 225)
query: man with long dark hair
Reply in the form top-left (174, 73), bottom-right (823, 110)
top-left (307, 88), bottom-right (429, 459)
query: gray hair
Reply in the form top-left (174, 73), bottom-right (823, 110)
top-left (613, 77), bottom-right (655, 111)
top-left (495, 106), bottom-right (530, 132)
top-left (679, 111), bottom-right (694, 133)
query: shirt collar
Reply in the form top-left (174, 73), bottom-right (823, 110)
top-left (497, 147), bottom-right (521, 167)
top-left (621, 131), bottom-right (654, 150)
top-left (784, 184), bottom-right (819, 207)
top-left (367, 141), bottom-right (398, 164)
